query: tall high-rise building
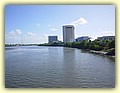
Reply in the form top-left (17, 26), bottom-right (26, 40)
top-left (48, 36), bottom-right (58, 43)
top-left (63, 25), bottom-right (75, 43)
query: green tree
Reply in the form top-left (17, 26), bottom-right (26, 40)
top-left (71, 42), bottom-right (80, 48)
top-left (108, 40), bottom-right (115, 49)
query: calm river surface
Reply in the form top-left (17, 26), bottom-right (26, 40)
top-left (5, 46), bottom-right (115, 88)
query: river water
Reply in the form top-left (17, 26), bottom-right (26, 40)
top-left (5, 46), bottom-right (115, 88)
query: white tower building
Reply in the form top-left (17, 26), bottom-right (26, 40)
top-left (63, 25), bottom-right (75, 43)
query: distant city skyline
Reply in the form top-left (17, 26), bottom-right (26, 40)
top-left (5, 5), bottom-right (115, 44)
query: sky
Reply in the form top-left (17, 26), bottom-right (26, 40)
top-left (5, 5), bottom-right (115, 44)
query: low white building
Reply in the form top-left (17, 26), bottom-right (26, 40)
top-left (76, 36), bottom-right (90, 42)
top-left (70, 39), bottom-right (76, 42)
top-left (97, 36), bottom-right (115, 41)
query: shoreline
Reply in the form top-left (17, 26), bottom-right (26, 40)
top-left (37, 45), bottom-right (115, 58)
top-left (6, 45), bottom-right (115, 58)
top-left (63, 46), bottom-right (115, 58)
top-left (87, 49), bottom-right (115, 58)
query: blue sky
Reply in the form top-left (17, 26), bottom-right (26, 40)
top-left (5, 5), bottom-right (115, 44)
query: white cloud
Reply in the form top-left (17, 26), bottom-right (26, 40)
top-left (97, 28), bottom-right (115, 36)
top-left (27, 32), bottom-right (36, 36)
top-left (9, 30), bottom-right (15, 35)
top-left (16, 29), bottom-right (22, 34)
top-left (49, 28), bottom-right (58, 31)
top-left (43, 33), bottom-right (48, 37)
top-left (6, 29), bottom-right (22, 44)
top-left (23, 34), bottom-right (48, 44)
top-left (63, 17), bottom-right (88, 26)
top-left (101, 31), bottom-right (115, 36)
top-left (6, 30), bottom-right (48, 44)
top-left (58, 35), bottom-right (62, 41)
top-left (72, 17), bottom-right (88, 25)
top-left (9, 29), bottom-right (22, 35)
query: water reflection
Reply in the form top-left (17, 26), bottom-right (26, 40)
top-left (62, 47), bottom-right (76, 87)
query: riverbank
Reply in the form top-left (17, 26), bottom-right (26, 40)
top-left (89, 50), bottom-right (107, 55)
top-left (88, 50), bottom-right (115, 58)
top-left (63, 40), bottom-right (115, 57)
top-left (37, 44), bottom-right (115, 58)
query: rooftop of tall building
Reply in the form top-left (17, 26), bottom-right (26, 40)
top-left (63, 25), bottom-right (74, 27)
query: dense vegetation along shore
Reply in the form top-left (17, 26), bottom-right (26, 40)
top-left (64, 39), bottom-right (115, 56)
top-left (38, 39), bottom-right (115, 56)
